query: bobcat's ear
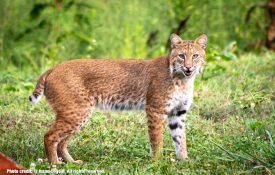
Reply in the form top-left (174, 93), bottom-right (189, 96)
top-left (195, 34), bottom-right (208, 50)
top-left (170, 33), bottom-right (182, 49)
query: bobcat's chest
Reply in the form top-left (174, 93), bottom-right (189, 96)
top-left (166, 85), bottom-right (193, 116)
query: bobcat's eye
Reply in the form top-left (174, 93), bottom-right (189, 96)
top-left (178, 54), bottom-right (185, 60)
top-left (192, 54), bottom-right (199, 59)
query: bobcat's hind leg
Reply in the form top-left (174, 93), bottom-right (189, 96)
top-left (44, 119), bottom-right (69, 165)
top-left (57, 136), bottom-right (84, 164)
top-left (57, 114), bottom-right (90, 164)
top-left (45, 109), bottom-right (91, 165)
top-left (57, 135), bottom-right (74, 162)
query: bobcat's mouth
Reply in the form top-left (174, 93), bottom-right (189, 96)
top-left (184, 70), bottom-right (193, 77)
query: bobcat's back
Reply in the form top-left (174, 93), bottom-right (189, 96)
top-left (30, 58), bottom-right (160, 111)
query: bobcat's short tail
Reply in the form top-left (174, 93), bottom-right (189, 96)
top-left (29, 69), bottom-right (53, 103)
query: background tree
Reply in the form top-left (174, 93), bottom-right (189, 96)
top-left (246, 0), bottom-right (275, 50)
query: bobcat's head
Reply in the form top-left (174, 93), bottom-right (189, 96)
top-left (169, 34), bottom-right (207, 78)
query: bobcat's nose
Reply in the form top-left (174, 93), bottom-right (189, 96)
top-left (185, 67), bottom-right (192, 71)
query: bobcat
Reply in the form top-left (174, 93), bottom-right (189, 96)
top-left (29, 34), bottom-right (207, 165)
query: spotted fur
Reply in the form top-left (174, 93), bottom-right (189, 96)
top-left (29, 34), bottom-right (207, 164)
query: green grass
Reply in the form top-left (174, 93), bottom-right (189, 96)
top-left (0, 52), bottom-right (274, 174)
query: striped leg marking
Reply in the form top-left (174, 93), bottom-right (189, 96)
top-left (168, 110), bottom-right (188, 159)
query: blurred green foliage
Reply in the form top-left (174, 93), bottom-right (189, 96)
top-left (0, 0), bottom-right (267, 70)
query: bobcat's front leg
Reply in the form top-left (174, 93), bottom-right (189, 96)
top-left (146, 110), bottom-right (165, 160)
top-left (168, 110), bottom-right (188, 160)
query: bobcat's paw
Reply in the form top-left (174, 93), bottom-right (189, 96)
top-left (73, 160), bottom-right (83, 164)
top-left (176, 152), bottom-right (188, 160)
top-left (50, 161), bottom-right (64, 167)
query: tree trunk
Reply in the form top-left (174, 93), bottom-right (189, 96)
top-left (266, 0), bottom-right (275, 50)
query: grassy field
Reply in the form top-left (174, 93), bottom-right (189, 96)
top-left (0, 52), bottom-right (274, 174)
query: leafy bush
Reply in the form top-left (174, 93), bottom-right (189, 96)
top-left (0, 0), bottom-right (266, 71)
